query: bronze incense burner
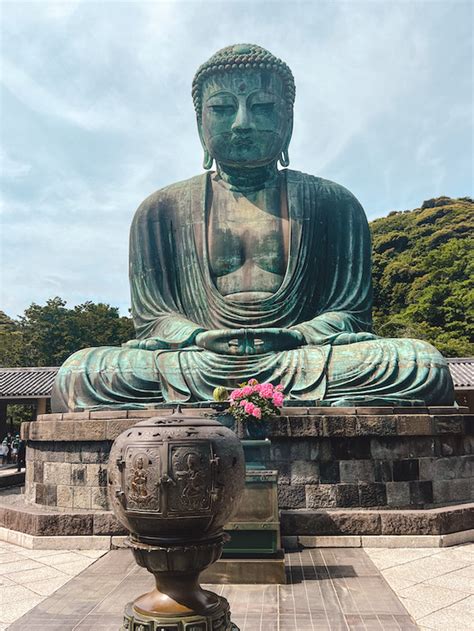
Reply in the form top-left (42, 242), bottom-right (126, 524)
top-left (108, 408), bottom-right (245, 631)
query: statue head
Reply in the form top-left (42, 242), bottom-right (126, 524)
top-left (192, 44), bottom-right (295, 170)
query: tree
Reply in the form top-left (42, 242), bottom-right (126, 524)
top-left (0, 298), bottom-right (135, 367)
top-left (371, 196), bottom-right (473, 356)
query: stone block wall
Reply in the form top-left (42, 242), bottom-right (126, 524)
top-left (266, 436), bottom-right (473, 510)
top-left (25, 441), bottom-right (111, 510)
top-left (21, 407), bottom-right (473, 512)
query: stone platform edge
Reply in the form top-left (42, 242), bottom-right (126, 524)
top-left (1, 495), bottom-right (473, 536)
top-left (21, 407), bottom-right (473, 442)
top-left (1, 525), bottom-right (472, 551)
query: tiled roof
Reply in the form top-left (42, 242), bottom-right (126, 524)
top-left (0, 367), bottom-right (59, 398)
top-left (446, 358), bottom-right (474, 389)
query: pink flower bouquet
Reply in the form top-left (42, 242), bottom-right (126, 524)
top-left (228, 379), bottom-right (284, 423)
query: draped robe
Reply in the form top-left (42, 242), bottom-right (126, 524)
top-left (51, 170), bottom-right (454, 411)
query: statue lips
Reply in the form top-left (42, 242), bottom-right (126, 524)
top-left (231, 133), bottom-right (254, 149)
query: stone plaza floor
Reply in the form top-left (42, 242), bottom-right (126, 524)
top-left (0, 540), bottom-right (472, 630)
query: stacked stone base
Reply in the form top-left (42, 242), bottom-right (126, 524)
top-left (0, 406), bottom-right (471, 545)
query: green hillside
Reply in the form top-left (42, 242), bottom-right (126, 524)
top-left (370, 196), bottom-right (474, 357)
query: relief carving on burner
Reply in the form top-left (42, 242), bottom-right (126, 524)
top-left (124, 447), bottom-right (161, 512)
top-left (167, 443), bottom-right (216, 514)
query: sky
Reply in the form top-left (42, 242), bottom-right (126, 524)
top-left (1, 0), bottom-right (472, 318)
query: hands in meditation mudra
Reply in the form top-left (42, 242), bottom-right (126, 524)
top-left (52, 44), bottom-right (454, 411)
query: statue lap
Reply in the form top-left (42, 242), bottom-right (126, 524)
top-left (51, 337), bottom-right (453, 412)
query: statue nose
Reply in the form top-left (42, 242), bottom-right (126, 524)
top-left (232, 104), bottom-right (252, 132)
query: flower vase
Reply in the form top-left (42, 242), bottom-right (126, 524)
top-left (243, 419), bottom-right (268, 440)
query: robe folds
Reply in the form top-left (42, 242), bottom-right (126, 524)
top-left (51, 170), bottom-right (454, 411)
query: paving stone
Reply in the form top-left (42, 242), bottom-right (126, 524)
top-left (4, 548), bottom-right (420, 629)
top-left (23, 575), bottom-right (72, 597)
top-left (398, 582), bottom-right (470, 609)
top-left (0, 558), bottom-right (42, 575)
top-left (425, 566), bottom-right (474, 591)
top-left (4, 564), bottom-right (66, 584)
top-left (0, 590), bottom-right (43, 624)
top-left (400, 596), bottom-right (445, 620)
top-left (417, 602), bottom-right (474, 631)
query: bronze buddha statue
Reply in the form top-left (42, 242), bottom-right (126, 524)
top-left (52, 44), bottom-right (454, 411)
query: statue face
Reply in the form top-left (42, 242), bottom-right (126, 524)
top-left (199, 70), bottom-right (292, 168)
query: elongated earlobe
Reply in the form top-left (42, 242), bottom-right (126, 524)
top-left (279, 148), bottom-right (290, 168)
top-left (203, 149), bottom-right (214, 170)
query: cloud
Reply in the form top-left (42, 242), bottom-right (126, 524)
top-left (0, 0), bottom-right (472, 318)
top-left (0, 150), bottom-right (31, 179)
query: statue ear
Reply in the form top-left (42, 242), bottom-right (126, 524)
top-left (197, 119), bottom-right (214, 171)
top-left (279, 116), bottom-right (293, 169)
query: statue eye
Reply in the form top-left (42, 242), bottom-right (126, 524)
top-left (209, 104), bottom-right (236, 115)
top-left (251, 103), bottom-right (274, 114)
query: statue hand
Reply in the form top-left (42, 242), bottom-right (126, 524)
top-left (123, 338), bottom-right (168, 351)
top-left (195, 328), bottom-right (305, 355)
top-left (195, 329), bottom-right (245, 354)
top-left (331, 332), bottom-right (378, 346)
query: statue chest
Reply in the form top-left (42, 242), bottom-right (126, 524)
top-left (206, 183), bottom-right (289, 299)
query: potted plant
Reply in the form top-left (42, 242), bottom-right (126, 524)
top-left (228, 379), bottom-right (284, 439)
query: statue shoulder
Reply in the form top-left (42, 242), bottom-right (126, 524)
top-left (285, 169), bottom-right (365, 213)
top-left (132, 173), bottom-right (206, 224)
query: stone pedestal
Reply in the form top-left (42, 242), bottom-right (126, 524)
top-left (21, 407), bottom-right (473, 512)
top-left (1, 406), bottom-right (470, 549)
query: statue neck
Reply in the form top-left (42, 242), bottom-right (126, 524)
top-left (215, 162), bottom-right (279, 192)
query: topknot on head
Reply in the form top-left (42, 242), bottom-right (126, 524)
top-left (192, 43), bottom-right (295, 117)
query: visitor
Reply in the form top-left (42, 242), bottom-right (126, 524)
top-left (12, 434), bottom-right (20, 464)
top-left (16, 438), bottom-right (26, 472)
top-left (2, 433), bottom-right (13, 465)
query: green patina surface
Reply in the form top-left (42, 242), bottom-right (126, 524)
top-left (52, 44), bottom-right (454, 412)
